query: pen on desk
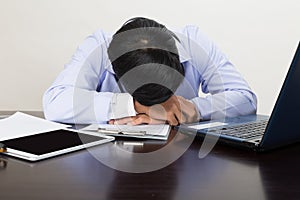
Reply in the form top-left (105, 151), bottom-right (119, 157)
top-left (0, 143), bottom-right (7, 153)
top-left (97, 128), bottom-right (146, 136)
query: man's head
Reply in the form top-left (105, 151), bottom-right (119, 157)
top-left (107, 17), bottom-right (184, 106)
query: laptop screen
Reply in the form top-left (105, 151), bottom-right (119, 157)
top-left (260, 42), bottom-right (300, 149)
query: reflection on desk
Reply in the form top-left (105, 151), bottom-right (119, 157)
top-left (1, 111), bottom-right (300, 200)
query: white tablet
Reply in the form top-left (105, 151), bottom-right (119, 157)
top-left (0, 128), bottom-right (114, 161)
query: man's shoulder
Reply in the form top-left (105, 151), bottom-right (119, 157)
top-left (170, 25), bottom-right (211, 51)
top-left (170, 25), bottom-right (202, 36)
top-left (182, 25), bottom-right (201, 31)
top-left (170, 25), bottom-right (211, 48)
top-left (88, 29), bottom-right (112, 47)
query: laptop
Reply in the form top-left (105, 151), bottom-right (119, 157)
top-left (179, 42), bottom-right (300, 151)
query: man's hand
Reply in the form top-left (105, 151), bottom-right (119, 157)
top-left (109, 114), bottom-right (166, 125)
top-left (134, 95), bottom-right (200, 126)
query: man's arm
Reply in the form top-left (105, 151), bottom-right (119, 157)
top-left (43, 30), bottom-right (136, 124)
top-left (183, 25), bottom-right (257, 120)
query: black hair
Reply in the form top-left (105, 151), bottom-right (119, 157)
top-left (107, 17), bottom-right (184, 106)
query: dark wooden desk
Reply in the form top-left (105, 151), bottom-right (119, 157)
top-left (0, 111), bottom-right (300, 200)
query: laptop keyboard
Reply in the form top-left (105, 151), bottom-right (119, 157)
top-left (209, 119), bottom-right (268, 140)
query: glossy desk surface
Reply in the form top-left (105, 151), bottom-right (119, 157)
top-left (0, 111), bottom-right (300, 200)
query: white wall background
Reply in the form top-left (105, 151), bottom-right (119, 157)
top-left (0, 0), bottom-right (299, 115)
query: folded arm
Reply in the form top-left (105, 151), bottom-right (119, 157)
top-left (184, 25), bottom-right (257, 120)
top-left (43, 30), bottom-right (136, 124)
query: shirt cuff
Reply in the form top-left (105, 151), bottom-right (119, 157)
top-left (109, 93), bottom-right (136, 119)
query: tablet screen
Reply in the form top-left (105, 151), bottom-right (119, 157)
top-left (1, 129), bottom-right (107, 155)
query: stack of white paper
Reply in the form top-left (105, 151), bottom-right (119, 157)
top-left (0, 112), bottom-right (70, 141)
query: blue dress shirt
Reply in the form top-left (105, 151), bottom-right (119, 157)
top-left (43, 25), bottom-right (257, 124)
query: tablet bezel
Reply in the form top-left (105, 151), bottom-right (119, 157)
top-left (2, 128), bottom-right (114, 161)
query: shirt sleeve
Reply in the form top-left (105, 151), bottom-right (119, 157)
top-left (183, 26), bottom-right (257, 120)
top-left (43, 30), bottom-right (135, 124)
